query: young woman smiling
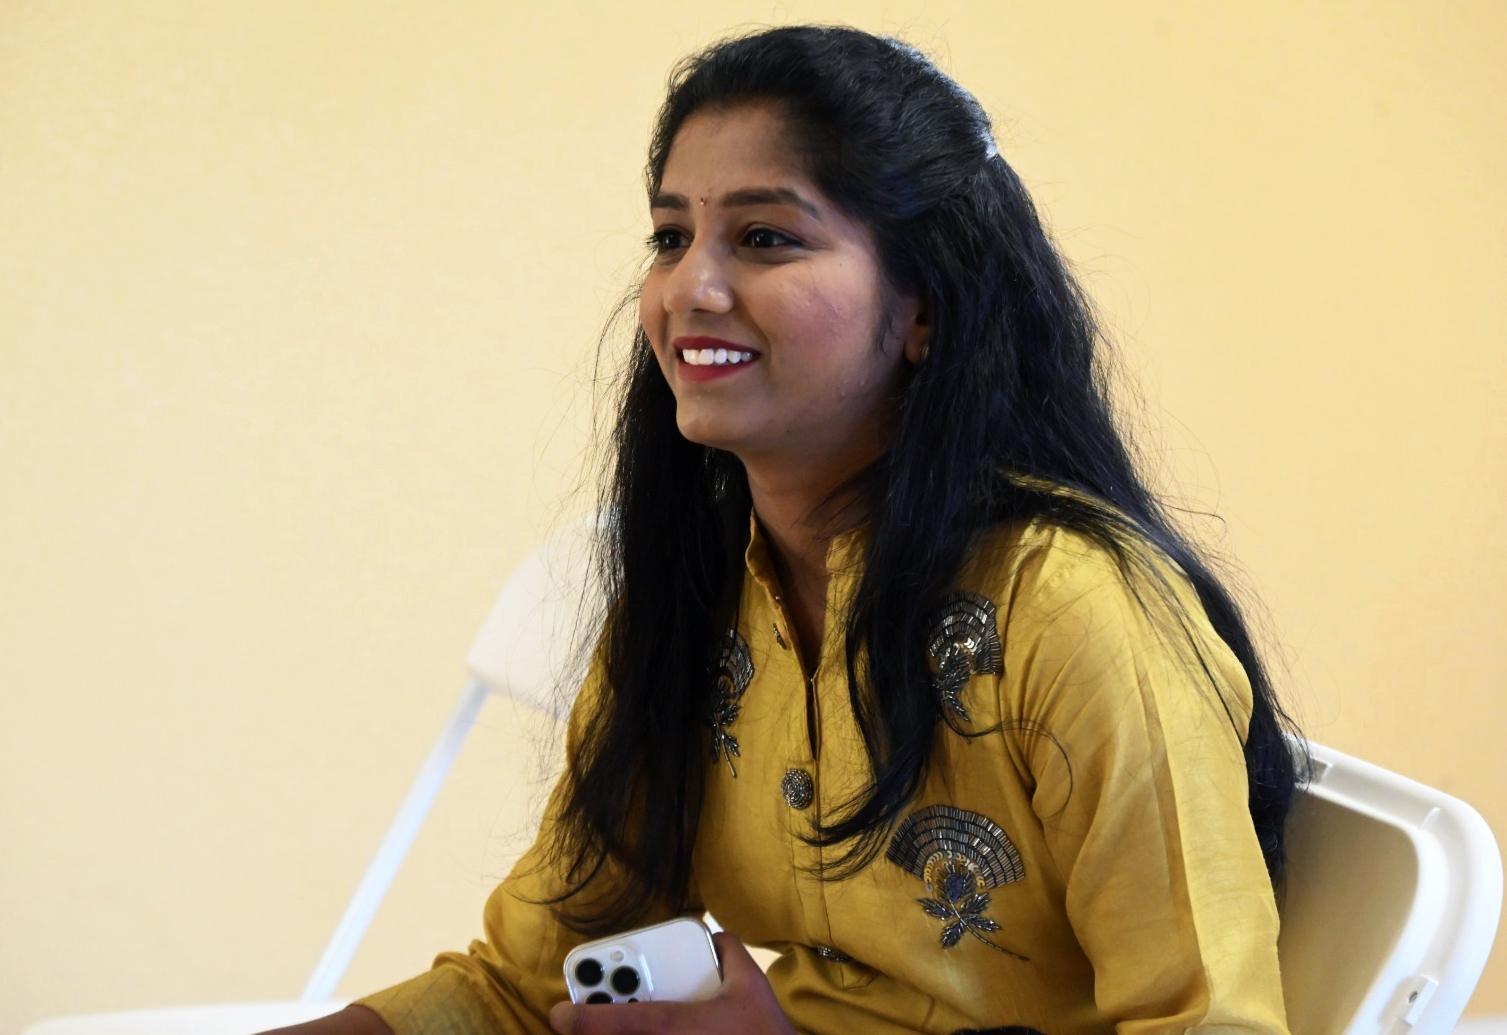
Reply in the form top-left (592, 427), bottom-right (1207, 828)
top-left (270, 23), bottom-right (1304, 1035)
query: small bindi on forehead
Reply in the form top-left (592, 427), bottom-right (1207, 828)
top-left (650, 186), bottom-right (823, 221)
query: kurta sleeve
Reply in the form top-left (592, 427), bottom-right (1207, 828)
top-left (1009, 534), bottom-right (1289, 1033)
top-left (352, 649), bottom-right (669, 1034)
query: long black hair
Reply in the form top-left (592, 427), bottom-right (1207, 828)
top-left (543, 23), bottom-right (1309, 933)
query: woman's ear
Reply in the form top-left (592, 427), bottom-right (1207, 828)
top-left (902, 303), bottom-right (930, 366)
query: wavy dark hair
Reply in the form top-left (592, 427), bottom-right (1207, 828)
top-left (542, 23), bottom-right (1309, 933)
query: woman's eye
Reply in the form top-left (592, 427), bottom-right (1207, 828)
top-left (743, 227), bottom-right (798, 249)
top-left (643, 226), bottom-right (800, 255)
top-left (645, 228), bottom-right (684, 253)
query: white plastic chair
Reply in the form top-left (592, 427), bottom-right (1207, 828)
top-left (22, 514), bottom-right (1504, 1033)
top-left (1276, 738), bottom-right (1501, 1033)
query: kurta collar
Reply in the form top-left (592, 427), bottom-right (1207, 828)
top-left (742, 507), bottom-right (869, 597)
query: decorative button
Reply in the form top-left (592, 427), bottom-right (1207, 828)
top-left (781, 768), bottom-right (814, 810)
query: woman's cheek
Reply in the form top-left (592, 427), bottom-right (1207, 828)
top-left (653, 342), bottom-right (676, 384)
top-left (637, 283), bottom-right (662, 348)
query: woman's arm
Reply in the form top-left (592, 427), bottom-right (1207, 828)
top-left (1006, 533), bottom-right (1289, 1032)
top-left (256, 1003), bottom-right (393, 1034)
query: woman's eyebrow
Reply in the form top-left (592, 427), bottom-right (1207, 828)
top-left (650, 186), bottom-right (822, 221)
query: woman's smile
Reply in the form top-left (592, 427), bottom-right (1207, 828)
top-left (673, 335), bottom-right (761, 381)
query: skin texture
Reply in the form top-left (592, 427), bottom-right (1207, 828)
top-left (637, 100), bottom-right (928, 669)
top-left (548, 932), bottom-right (795, 1035)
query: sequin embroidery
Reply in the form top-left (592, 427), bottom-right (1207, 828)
top-left (707, 627), bottom-right (753, 777)
top-left (886, 805), bottom-right (1029, 959)
top-left (925, 593), bottom-right (1003, 722)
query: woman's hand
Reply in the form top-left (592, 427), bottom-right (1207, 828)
top-left (548, 931), bottom-right (796, 1035)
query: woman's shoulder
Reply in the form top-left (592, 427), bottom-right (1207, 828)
top-left (960, 523), bottom-right (1149, 656)
top-left (956, 479), bottom-right (1255, 733)
top-left (962, 480), bottom-right (1190, 613)
top-left (959, 483), bottom-right (1233, 672)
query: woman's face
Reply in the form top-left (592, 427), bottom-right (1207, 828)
top-left (638, 101), bottom-right (925, 474)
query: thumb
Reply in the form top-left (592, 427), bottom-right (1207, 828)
top-left (546, 1000), bottom-right (577, 1034)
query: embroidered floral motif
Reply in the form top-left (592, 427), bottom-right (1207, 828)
top-left (925, 593), bottom-right (1002, 722)
top-left (707, 627), bottom-right (753, 777)
top-left (887, 805), bottom-right (1028, 960)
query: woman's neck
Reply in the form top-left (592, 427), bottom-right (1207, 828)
top-left (742, 449), bottom-right (878, 670)
top-left (744, 457), bottom-right (871, 582)
top-left (748, 483), bottom-right (831, 587)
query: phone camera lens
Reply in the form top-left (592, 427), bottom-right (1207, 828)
top-left (586, 991), bottom-right (612, 1004)
top-left (574, 958), bottom-right (604, 986)
top-left (610, 966), bottom-right (641, 995)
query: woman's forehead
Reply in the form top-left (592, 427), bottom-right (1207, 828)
top-left (652, 102), bottom-right (880, 245)
top-left (661, 104), bottom-right (809, 188)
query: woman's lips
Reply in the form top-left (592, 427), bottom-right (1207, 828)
top-left (676, 351), bottom-right (759, 382)
top-left (672, 336), bottom-right (760, 383)
top-left (673, 335), bottom-right (756, 354)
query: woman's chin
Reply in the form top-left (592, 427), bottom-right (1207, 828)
top-left (675, 415), bottom-right (744, 454)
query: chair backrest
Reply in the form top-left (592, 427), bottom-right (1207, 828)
top-left (464, 510), bottom-right (606, 719)
top-left (1277, 736), bottom-right (1502, 1034)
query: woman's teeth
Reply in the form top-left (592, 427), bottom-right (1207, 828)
top-left (681, 348), bottom-right (755, 366)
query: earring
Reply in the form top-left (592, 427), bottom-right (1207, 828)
top-left (917, 339), bottom-right (931, 363)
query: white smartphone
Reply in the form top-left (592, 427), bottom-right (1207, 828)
top-left (563, 916), bottom-right (723, 1005)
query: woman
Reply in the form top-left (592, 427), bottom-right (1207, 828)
top-left (277, 23), bottom-right (1305, 1035)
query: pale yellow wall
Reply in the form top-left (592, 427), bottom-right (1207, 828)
top-left (4, 2), bottom-right (1503, 1029)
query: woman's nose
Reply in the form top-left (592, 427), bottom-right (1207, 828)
top-left (662, 238), bottom-right (734, 315)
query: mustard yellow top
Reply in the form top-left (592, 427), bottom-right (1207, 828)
top-left (355, 509), bottom-right (1289, 1034)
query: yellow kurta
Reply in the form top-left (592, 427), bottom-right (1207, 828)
top-left (355, 509), bottom-right (1289, 1034)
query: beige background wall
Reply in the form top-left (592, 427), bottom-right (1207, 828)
top-left (3, 2), bottom-right (1503, 1030)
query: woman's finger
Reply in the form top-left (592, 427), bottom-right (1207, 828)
top-left (549, 997), bottom-right (695, 1034)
